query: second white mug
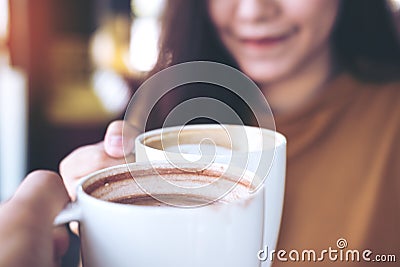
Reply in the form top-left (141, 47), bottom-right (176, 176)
top-left (135, 124), bottom-right (287, 267)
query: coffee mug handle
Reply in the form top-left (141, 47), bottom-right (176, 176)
top-left (54, 202), bottom-right (82, 225)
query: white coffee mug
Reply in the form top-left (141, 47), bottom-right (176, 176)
top-left (135, 124), bottom-right (287, 267)
top-left (55, 162), bottom-right (265, 267)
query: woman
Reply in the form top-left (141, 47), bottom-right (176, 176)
top-left (61, 1), bottom-right (400, 266)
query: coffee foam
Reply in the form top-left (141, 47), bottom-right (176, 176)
top-left (141, 126), bottom-right (277, 153)
top-left (143, 128), bottom-right (233, 151)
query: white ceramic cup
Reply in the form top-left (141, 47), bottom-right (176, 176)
top-left (55, 162), bottom-right (265, 267)
top-left (135, 124), bottom-right (287, 267)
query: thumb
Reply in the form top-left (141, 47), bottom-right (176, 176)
top-left (104, 120), bottom-right (140, 158)
top-left (8, 170), bottom-right (70, 225)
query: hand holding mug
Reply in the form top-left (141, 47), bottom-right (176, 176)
top-left (0, 171), bottom-right (70, 267)
top-left (60, 120), bottom-right (139, 200)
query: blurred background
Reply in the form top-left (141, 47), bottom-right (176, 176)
top-left (0, 1), bottom-right (164, 265)
top-left (0, 0), bottom-right (165, 200)
top-left (0, 0), bottom-right (399, 266)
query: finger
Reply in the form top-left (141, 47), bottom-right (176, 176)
top-left (52, 226), bottom-right (70, 261)
top-left (59, 142), bottom-right (125, 199)
top-left (69, 221), bottom-right (79, 236)
top-left (104, 120), bottom-right (140, 158)
top-left (10, 170), bottom-right (70, 225)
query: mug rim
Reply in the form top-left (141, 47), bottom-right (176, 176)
top-left (76, 161), bottom-right (264, 210)
top-left (136, 124), bottom-right (287, 150)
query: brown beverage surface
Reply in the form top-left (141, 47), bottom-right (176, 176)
top-left (84, 167), bottom-right (251, 207)
top-left (112, 194), bottom-right (218, 206)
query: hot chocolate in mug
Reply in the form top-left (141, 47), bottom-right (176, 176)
top-left (55, 162), bottom-right (265, 267)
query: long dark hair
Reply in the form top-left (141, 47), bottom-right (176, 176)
top-left (153, 0), bottom-right (236, 71)
top-left (152, 0), bottom-right (400, 82)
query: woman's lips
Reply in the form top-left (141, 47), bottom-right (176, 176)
top-left (239, 29), bottom-right (297, 50)
top-left (241, 35), bottom-right (290, 48)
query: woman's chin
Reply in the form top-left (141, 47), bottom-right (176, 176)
top-left (240, 63), bottom-right (289, 87)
